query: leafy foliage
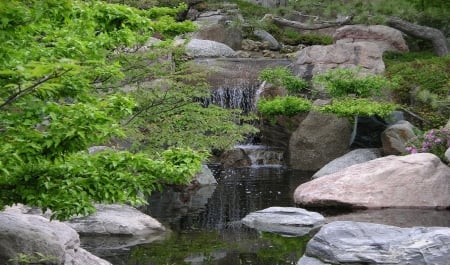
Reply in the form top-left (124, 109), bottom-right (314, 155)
top-left (318, 98), bottom-right (398, 118)
top-left (114, 44), bottom-right (258, 152)
top-left (257, 96), bottom-right (312, 117)
top-left (313, 68), bottom-right (395, 98)
top-left (0, 0), bottom-right (212, 220)
top-left (259, 67), bottom-right (308, 92)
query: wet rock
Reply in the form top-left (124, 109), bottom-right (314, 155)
top-left (242, 207), bottom-right (325, 236)
top-left (295, 153), bottom-right (450, 209)
top-left (289, 100), bottom-right (352, 171)
top-left (326, 208), bottom-right (450, 228)
top-left (334, 25), bottom-right (409, 52)
top-left (220, 148), bottom-right (252, 168)
top-left (0, 211), bottom-right (110, 265)
top-left (381, 120), bottom-right (417, 155)
top-left (312, 148), bottom-right (381, 179)
top-left (298, 221), bottom-right (450, 265)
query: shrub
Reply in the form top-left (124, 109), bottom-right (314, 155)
top-left (317, 98), bottom-right (399, 119)
top-left (405, 127), bottom-right (450, 163)
top-left (313, 68), bottom-right (395, 98)
top-left (259, 67), bottom-right (308, 92)
top-left (257, 96), bottom-right (312, 117)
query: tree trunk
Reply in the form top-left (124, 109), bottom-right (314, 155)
top-left (387, 17), bottom-right (449, 57)
top-left (262, 14), bottom-right (353, 30)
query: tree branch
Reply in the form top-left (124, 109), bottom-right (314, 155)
top-left (387, 17), bottom-right (449, 57)
top-left (0, 69), bottom-right (71, 110)
top-left (262, 14), bottom-right (353, 30)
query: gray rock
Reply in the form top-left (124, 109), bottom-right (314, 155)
top-left (194, 165), bottom-right (217, 185)
top-left (289, 100), bottom-right (352, 171)
top-left (312, 148), bottom-right (381, 179)
top-left (191, 24), bottom-right (243, 50)
top-left (381, 120), bottom-right (417, 155)
top-left (445, 148), bottom-right (450, 163)
top-left (253, 29), bottom-right (281, 50)
top-left (243, 0), bottom-right (288, 8)
top-left (0, 211), bottom-right (110, 265)
top-left (67, 204), bottom-right (166, 236)
top-left (242, 207), bottom-right (325, 236)
top-left (334, 25), bottom-right (409, 53)
top-left (298, 221), bottom-right (450, 265)
top-left (185, 39), bottom-right (236, 58)
top-left (295, 153), bottom-right (450, 209)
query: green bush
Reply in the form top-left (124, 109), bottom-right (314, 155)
top-left (257, 96), bottom-right (312, 117)
top-left (281, 30), bottom-right (333, 46)
top-left (313, 68), bottom-right (395, 98)
top-left (318, 98), bottom-right (399, 118)
top-left (259, 67), bottom-right (308, 92)
top-left (385, 53), bottom-right (450, 128)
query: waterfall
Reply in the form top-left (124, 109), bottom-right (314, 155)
top-left (205, 82), bottom-right (261, 114)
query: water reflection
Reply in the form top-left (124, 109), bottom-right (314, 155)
top-left (88, 167), bottom-right (313, 265)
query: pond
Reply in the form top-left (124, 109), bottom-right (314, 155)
top-left (81, 164), bottom-right (450, 265)
top-left (83, 166), bottom-right (314, 265)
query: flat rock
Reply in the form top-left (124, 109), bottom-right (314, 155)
top-left (298, 221), bottom-right (450, 265)
top-left (242, 207), bottom-right (325, 236)
top-left (295, 153), bottom-right (450, 209)
top-left (67, 204), bottom-right (166, 236)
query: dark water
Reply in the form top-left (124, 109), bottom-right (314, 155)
top-left (85, 166), bottom-right (313, 265)
top-left (81, 165), bottom-right (450, 265)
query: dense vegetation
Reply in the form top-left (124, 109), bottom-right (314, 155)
top-left (0, 0), bottom-right (255, 220)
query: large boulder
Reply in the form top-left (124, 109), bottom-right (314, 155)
top-left (333, 25), bottom-right (409, 53)
top-left (184, 39), bottom-right (237, 58)
top-left (312, 148), bottom-right (382, 179)
top-left (381, 120), bottom-right (417, 155)
top-left (191, 24), bottom-right (243, 50)
top-left (289, 100), bottom-right (352, 171)
top-left (242, 207), bottom-right (325, 236)
top-left (67, 204), bottom-right (166, 237)
top-left (0, 211), bottom-right (110, 265)
top-left (292, 42), bottom-right (385, 80)
top-left (298, 221), bottom-right (450, 265)
top-left (294, 153), bottom-right (450, 209)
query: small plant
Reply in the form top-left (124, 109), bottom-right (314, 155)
top-left (313, 68), bottom-right (395, 98)
top-left (259, 67), bottom-right (308, 92)
top-left (257, 96), bottom-right (312, 117)
top-left (317, 97), bottom-right (399, 119)
top-left (405, 127), bottom-right (450, 162)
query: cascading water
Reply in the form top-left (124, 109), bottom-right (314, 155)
top-left (204, 78), bottom-right (286, 166)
